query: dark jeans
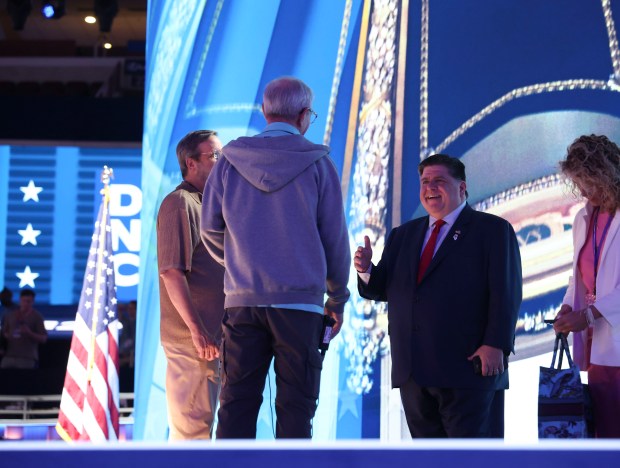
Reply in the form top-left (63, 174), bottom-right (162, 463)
top-left (216, 306), bottom-right (324, 439)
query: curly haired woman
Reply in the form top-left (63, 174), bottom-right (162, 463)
top-left (554, 134), bottom-right (620, 438)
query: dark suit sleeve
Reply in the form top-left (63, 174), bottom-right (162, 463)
top-left (484, 219), bottom-right (522, 354)
top-left (357, 228), bottom-right (398, 302)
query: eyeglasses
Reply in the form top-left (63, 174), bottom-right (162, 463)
top-left (302, 108), bottom-right (318, 124)
top-left (194, 149), bottom-right (223, 161)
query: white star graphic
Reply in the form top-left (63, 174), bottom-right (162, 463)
top-left (20, 180), bottom-right (43, 202)
top-left (18, 223), bottom-right (42, 246)
top-left (338, 390), bottom-right (360, 420)
top-left (16, 266), bottom-right (40, 288)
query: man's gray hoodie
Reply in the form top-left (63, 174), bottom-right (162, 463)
top-left (201, 134), bottom-right (351, 314)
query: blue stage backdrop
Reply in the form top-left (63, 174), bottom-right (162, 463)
top-left (135, 0), bottom-right (620, 441)
top-left (0, 144), bottom-right (142, 305)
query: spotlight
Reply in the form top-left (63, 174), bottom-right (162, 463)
top-left (40, 1), bottom-right (65, 20)
top-left (42, 5), bottom-right (53, 17)
top-left (7, 0), bottom-right (32, 31)
top-left (94, 0), bottom-right (118, 33)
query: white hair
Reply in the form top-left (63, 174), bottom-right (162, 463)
top-left (262, 76), bottom-right (313, 120)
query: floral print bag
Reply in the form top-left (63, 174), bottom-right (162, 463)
top-left (538, 333), bottom-right (594, 438)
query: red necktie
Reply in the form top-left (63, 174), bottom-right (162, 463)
top-left (417, 219), bottom-right (446, 284)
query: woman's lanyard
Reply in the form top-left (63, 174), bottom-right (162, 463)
top-left (591, 207), bottom-right (614, 295)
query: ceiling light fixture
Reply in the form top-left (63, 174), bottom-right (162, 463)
top-left (7, 0), bottom-right (32, 31)
top-left (94, 0), bottom-right (118, 33)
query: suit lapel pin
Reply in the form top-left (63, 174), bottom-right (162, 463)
top-left (453, 230), bottom-right (461, 241)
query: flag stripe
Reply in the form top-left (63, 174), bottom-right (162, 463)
top-left (86, 382), bottom-right (108, 439)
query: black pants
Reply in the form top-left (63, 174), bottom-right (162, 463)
top-left (216, 306), bottom-right (324, 439)
top-left (400, 376), bottom-right (505, 438)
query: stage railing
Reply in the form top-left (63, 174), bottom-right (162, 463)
top-left (0, 393), bottom-right (134, 423)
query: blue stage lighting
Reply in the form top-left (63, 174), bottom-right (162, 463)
top-left (40, 1), bottom-right (65, 20)
top-left (41, 4), bottom-right (55, 18)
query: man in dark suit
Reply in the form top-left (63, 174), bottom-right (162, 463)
top-left (354, 154), bottom-right (521, 438)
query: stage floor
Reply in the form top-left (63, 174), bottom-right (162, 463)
top-left (3, 440), bottom-right (620, 468)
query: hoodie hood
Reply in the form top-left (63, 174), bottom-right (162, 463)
top-left (222, 135), bottom-right (329, 192)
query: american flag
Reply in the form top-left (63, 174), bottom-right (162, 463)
top-left (56, 180), bottom-right (120, 442)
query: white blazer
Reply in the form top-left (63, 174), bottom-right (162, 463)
top-left (563, 203), bottom-right (620, 369)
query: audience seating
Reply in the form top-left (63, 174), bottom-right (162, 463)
top-left (14, 81), bottom-right (41, 96)
top-left (0, 80), bottom-right (121, 97)
top-left (0, 81), bottom-right (16, 96)
top-left (40, 81), bottom-right (66, 97)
